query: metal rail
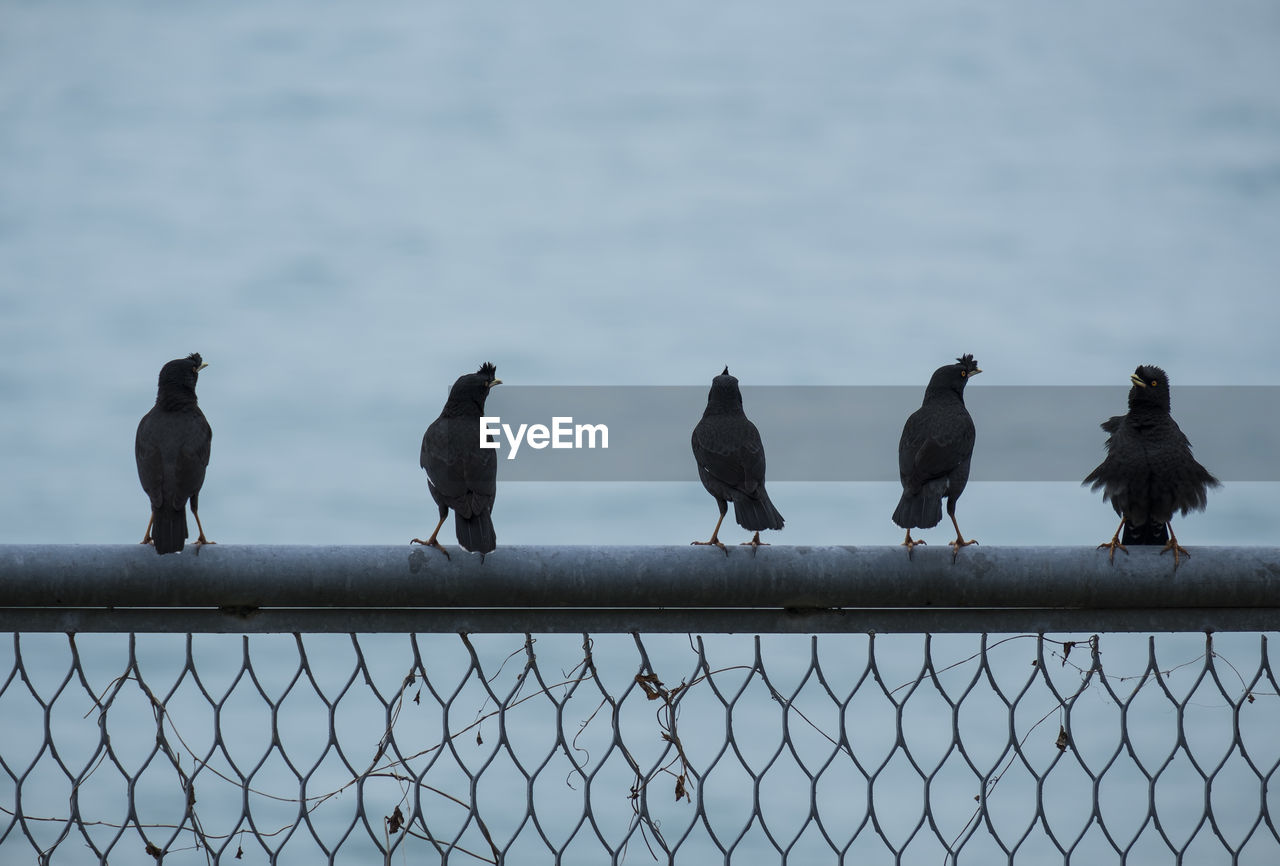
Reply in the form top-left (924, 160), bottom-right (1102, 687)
top-left (1, 545), bottom-right (1278, 633)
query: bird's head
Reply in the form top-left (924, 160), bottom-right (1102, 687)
top-left (1128, 364), bottom-right (1171, 411)
top-left (158, 353), bottom-right (206, 387)
top-left (154, 353), bottom-right (206, 406)
top-left (704, 365), bottom-right (744, 413)
top-left (925, 353), bottom-right (981, 397)
top-left (444, 362), bottom-right (501, 414)
top-left (476, 362), bottom-right (501, 389)
top-left (956, 354), bottom-right (981, 378)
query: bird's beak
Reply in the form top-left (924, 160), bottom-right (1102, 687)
top-left (1129, 374), bottom-right (1145, 388)
top-left (971, 367), bottom-right (982, 376)
top-left (488, 378), bottom-right (502, 388)
top-left (198, 362), bottom-right (209, 371)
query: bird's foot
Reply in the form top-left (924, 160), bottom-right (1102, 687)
top-left (195, 535), bottom-right (215, 548)
top-left (740, 532), bottom-right (769, 556)
top-left (140, 537), bottom-right (154, 546)
top-left (692, 537), bottom-right (729, 557)
top-left (1159, 539), bottom-right (1190, 567)
top-left (949, 537), bottom-right (978, 563)
top-left (410, 537), bottom-right (452, 561)
top-left (901, 531), bottom-right (926, 560)
top-left (1096, 536), bottom-right (1128, 564)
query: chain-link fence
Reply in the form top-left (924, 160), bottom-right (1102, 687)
top-left (2, 629), bottom-right (1277, 865)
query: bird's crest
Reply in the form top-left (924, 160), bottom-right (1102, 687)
top-left (721, 366), bottom-right (730, 376)
top-left (187, 353), bottom-right (204, 368)
top-left (955, 354), bottom-right (980, 375)
top-left (1134, 364), bottom-right (1167, 387)
top-left (477, 362), bottom-right (497, 379)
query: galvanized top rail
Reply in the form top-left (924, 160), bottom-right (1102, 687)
top-left (0, 544), bottom-right (1277, 633)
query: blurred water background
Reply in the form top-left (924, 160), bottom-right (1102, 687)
top-left (2, 0), bottom-right (1279, 548)
top-left (2, 1), bottom-right (1279, 862)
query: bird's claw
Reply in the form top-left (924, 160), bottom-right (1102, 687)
top-left (1159, 539), bottom-right (1190, 567)
top-left (692, 539), bottom-right (729, 557)
top-left (902, 542), bottom-right (924, 561)
top-left (739, 532), bottom-right (769, 556)
top-left (411, 537), bottom-right (452, 560)
top-left (901, 532), bottom-right (926, 560)
top-left (1096, 537), bottom-right (1128, 563)
top-left (949, 537), bottom-right (978, 563)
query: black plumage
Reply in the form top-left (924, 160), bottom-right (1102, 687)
top-left (691, 367), bottom-right (784, 552)
top-left (892, 354), bottom-right (981, 560)
top-left (413, 362), bottom-right (502, 558)
top-left (135, 353), bottom-right (213, 554)
top-left (1083, 364), bottom-right (1219, 565)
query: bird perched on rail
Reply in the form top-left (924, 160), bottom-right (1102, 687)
top-left (1083, 364), bottom-right (1219, 566)
top-left (691, 367), bottom-right (784, 553)
top-left (413, 362), bottom-right (502, 559)
top-left (892, 354), bottom-right (981, 561)
top-left (135, 353), bottom-right (213, 554)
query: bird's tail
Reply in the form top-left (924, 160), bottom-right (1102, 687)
top-left (455, 512), bottom-right (496, 554)
top-left (152, 508), bottom-right (188, 555)
top-left (733, 488), bottom-right (784, 532)
top-left (892, 486), bottom-right (944, 530)
top-left (1122, 520), bottom-right (1169, 546)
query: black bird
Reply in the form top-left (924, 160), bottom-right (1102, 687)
top-left (1083, 364), bottom-right (1219, 565)
top-left (413, 362), bottom-right (502, 559)
top-left (892, 354), bottom-right (981, 560)
top-left (691, 367), bottom-right (784, 552)
top-left (135, 353), bottom-right (213, 554)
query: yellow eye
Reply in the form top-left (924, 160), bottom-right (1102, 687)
top-left (1150, 380), bottom-right (1158, 386)
top-left (960, 371), bottom-right (967, 377)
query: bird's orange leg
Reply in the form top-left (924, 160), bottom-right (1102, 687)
top-left (692, 512), bottom-right (729, 556)
top-left (1158, 522), bottom-right (1190, 567)
top-left (1096, 517), bottom-right (1129, 563)
top-left (901, 529), bottom-right (926, 558)
top-left (411, 514), bottom-right (452, 560)
top-left (192, 509), bottom-right (215, 547)
top-left (948, 513), bottom-right (978, 562)
top-left (140, 514), bottom-right (155, 546)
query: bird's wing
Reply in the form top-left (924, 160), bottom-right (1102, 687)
top-left (422, 416), bottom-right (469, 501)
top-left (175, 411), bottom-right (212, 500)
top-left (911, 437), bottom-right (960, 485)
top-left (461, 437), bottom-right (498, 497)
top-left (423, 416), bottom-right (497, 517)
top-left (1145, 417), bottom-right (1221, 515)
top-left (897, 410), bottom-right (925, 482)
top-left (693, 416), bottom-right (764, 495)
top-left (901, 407), bottom-right (974, 488)
top-left (135, 412), bottom-right (165, 509)
top-left (1083, 415), bottom-right (1148, 521)
top-left (454, 417), bottom-right (497, 517)
top-left (1085, 415), bottom-right (1140, 489)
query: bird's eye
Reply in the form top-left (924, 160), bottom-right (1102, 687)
top-left (1150, 380), bottom-right (1158, 387)
top-left (960, 371), bottom-right (967, 377)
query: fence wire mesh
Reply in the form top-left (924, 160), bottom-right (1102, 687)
top-left (0, 631), bottom-right (1277, 865)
